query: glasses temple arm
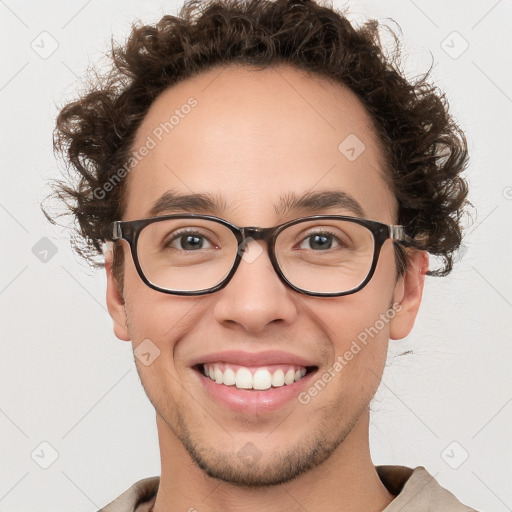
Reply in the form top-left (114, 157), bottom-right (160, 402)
top-left (389, 225), bottom-right (423, 249)
top-left (106, 221), bottom-right (123, 241)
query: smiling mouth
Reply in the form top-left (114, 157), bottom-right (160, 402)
top-left (193, 363), bottom-right (318, 391)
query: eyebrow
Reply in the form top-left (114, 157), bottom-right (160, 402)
top-left (147, 189), bottom-right (366, 219)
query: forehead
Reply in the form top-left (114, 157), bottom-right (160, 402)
top-left (123, 64), bottom-right (396, 223)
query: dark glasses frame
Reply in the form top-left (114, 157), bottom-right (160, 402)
top-left (108, 214), bottom-right (417, 297)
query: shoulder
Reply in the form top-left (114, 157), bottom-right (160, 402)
top-left (97, 476), bottom-right (160, 512)
top-left (377, 465), bottom-right (479, 511)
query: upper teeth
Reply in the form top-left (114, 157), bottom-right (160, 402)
top-left (203, 363), bottom-right (307, 390)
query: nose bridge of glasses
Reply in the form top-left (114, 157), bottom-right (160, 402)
top-left (240, 226), bottom-right (275, 247)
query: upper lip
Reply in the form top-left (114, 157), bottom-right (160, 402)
top-left (190, 350), bottom-right (319, 368)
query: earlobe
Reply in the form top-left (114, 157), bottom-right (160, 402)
top-left (389, 250), bottom-right (429, 340)
top-left (105, 248), bottom-right (131, 342)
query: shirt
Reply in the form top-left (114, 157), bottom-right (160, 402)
top-left (97, 465), bottom-right (478, 511)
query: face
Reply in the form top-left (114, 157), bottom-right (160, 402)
top-left (106, 64), bottom-right (427, 487)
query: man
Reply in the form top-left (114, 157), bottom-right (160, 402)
top-left (47, 0), bottom-right (476, 510)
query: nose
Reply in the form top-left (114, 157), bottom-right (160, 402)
top-left (212, 238), bottom-right (299, 333)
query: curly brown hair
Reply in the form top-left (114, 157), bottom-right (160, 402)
top-left (45, 0), bottom-right (470, 287)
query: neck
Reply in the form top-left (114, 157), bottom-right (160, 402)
top-left (151, 409), bottom-right (395, 512)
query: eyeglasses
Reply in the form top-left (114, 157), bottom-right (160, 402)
top-left (108, 214), bottom-right (416, 297)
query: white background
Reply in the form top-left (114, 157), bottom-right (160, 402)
top-left (1, 1), bottom-right (511, 511)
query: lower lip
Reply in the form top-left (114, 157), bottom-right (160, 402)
top-left (193, 367), bottom-right (318, 414)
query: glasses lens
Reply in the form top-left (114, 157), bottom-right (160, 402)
top-left (275, 219), bottom-right (375, 294)
top-left (137, 218), bottom-right (238, 292)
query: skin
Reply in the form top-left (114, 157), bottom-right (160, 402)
top-left (105, 64), bottom-right (428, 512)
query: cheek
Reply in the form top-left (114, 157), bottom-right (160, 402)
top-left (308, 297), bottom-right (391, 417)
top-left (123, 290), bottom-right (204, 413)
top-left (121, 254), bottom-right (202, 359)
top-left (125, 291), bottom-right (200, 348)
top-left (326, 243), bottom-right (397, 344)
top-left (332, 293), bottom-right (392, 363)
top-left (316, 245), bottom-right (398, 395)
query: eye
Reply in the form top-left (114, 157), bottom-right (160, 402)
top-left (297, 230), bottom-right (351, 251)
top-left (165, 229), bottom-right (217, 251)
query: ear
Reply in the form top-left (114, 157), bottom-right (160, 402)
top-left (389, 250), bottom-right (429, 340)
top-left (105, 246), bottom-right (131, 342)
